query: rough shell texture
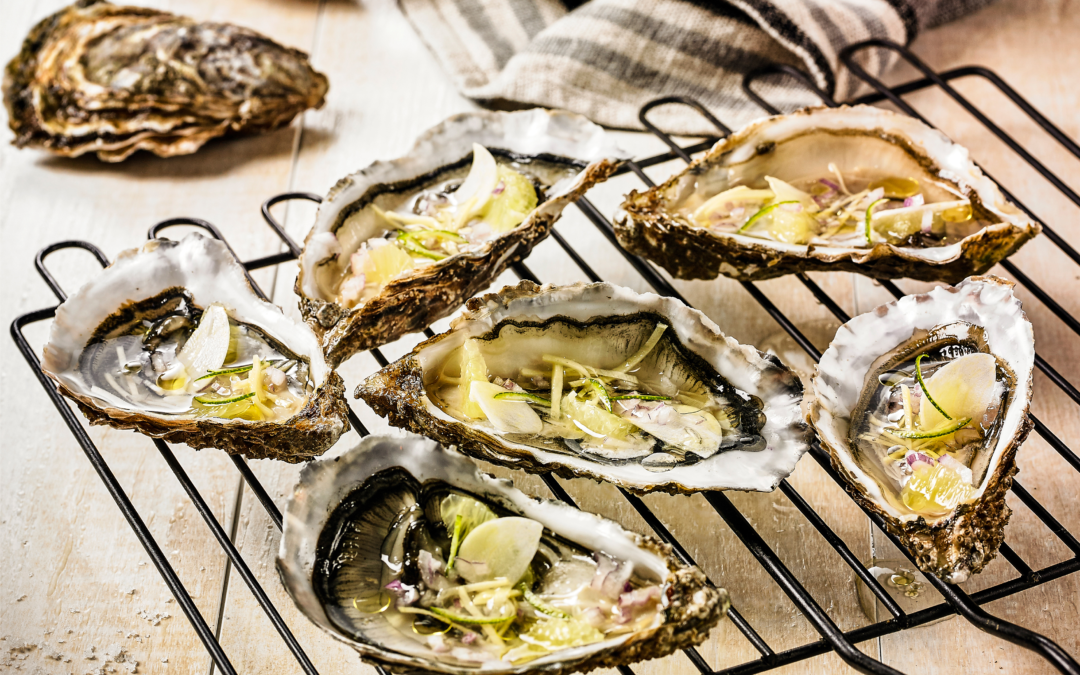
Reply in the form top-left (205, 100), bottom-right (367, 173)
top-left (809, 276), bottom-right (1034, 582)
top-left (296, 109), bottom-right (628, 366)
top-left (41, 234), bottom-right (348, 463)
top-left (277, 434), bottom-right (728, 675)
top-left (617, 106), bottom-right (1039, 283)
top-left (4, 0), bottom-right (328, 162)
top-left (355, 280), bottom-right (809, 494)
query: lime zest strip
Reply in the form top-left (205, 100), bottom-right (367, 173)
top-left (584, 378), bottom-right (613, 412)
top-left (864, 198), bottom-right (888, 246)
top-left (446, 514), bottom-right (464, 572)
top-left (738, 200), bottom-right (799, 234)
top-left (610, 394), bottom-right (671, 401)
top-left (886, 417), bottom-right (971, 439)
top-left (195, 364), bottom-right (254, 382)
top-left (194, 392), bottom-right (255, 405)
top-left (493, 391), bottom-right (551, 406)
top-left (517, 583), bottom-right (569, 619)
top-left (397, 232), bottom-right (448, 260)
top-left (914, 354), bottom-right (952, 421)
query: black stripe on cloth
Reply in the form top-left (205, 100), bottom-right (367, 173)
top-left (882, 0), bottom-right (918, 43)
top-left (576, 4), bottom-right (776, 75)
top-left (510, 0), bottom-right (550, 39)
top-left (455, 0), bottom-right (518, 69)
top-left (529, 35), bottom-right (757, 111)
top-left (730, 0), bottom-right (837, 94)
top-left (675, 0), bottom-right (758, 28)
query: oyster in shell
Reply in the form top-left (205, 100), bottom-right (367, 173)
top-left (809, 276), bottom-right (1034, 582)
top-left (297, 109), bottom-right (628, 366)
top-left (41, 234), bottom-right (348, 462)
top-left (355, 281), bottom-right (808, 494)
top-left (4, 0), bottom-right (328, 162)
top-left (617, 105), bottom-right (1038, 283)
top-left (277, 434), bottom-right (728, 673)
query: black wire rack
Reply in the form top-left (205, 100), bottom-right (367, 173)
top-left (11, 39), bottom-right (1079, 675)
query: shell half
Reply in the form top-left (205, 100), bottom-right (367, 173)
top-left (617, 106), bottom-right (1039, 283)
top-left (809, 276), bottom-right (1034, 582)
top-left (41, 234), bottom-right (348, 462)
top-left (277, 434), bottom-right (728, 674)
top-left (354, 281), bottom-right (809, 494)
top-left (296, 109), bottom-right (629, 366)
top-left (3, 0), bottom-right (328, 161)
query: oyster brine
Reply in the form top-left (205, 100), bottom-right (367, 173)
top-left (278, 435), bottom-right (728, 673)
top-left (297, 109), bottom-right (628, 365)
top-left (4, 0), bottom-right (328, 161)
top-left (810, 277), bottom-right (1034, 582)
top-left (355, 281), bottom-right (808, 494)
top-left (617, 106), bottom-right (1038, 283)
top-left (42, 234), bottom-right (348, 462)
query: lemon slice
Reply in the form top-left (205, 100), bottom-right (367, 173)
top-left (454, 516), bottom-right (543, 584)
top-left (176, 304), bottom-right (231, 381)
top-left (918, 353), bottom-right (997, 431)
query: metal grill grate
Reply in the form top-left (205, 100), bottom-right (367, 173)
top-left (11, 39), bottom-right (1078, 675)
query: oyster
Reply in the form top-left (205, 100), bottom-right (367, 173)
top-left (809, 276), bottom-right (1034, 582)
top-left (41, 234), bottom-right (348, 462)
top-left (4, 0), bottom-right (328, 162)
top-left (355, 281), bottom-right (808, 494)
top-left (277, 434), bottom-right (728, 673)
top-left (297, 109), bottom-right (628, 366)
top-left (617, 105), bottom-right (1039, 283)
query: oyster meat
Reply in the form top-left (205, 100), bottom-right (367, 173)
top-left (809, 276), bottom-right (1034, 582)
top-left (617, 105), bottom-right (1038, 283)
top-left (278, 434), bottom-right (728, 673)
top-left (297, 109), bottom-right (628, 365)
top-left (4, 0), bottom-right (328, 161)
top-left (41, 234), bottom-right (348, 462)
top-left (355, 281), bottom-right (808, 493)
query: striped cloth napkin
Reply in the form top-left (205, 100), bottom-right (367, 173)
top-left (400, 0), bottom-right (994, 135)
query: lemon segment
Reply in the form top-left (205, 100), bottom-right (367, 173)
top-left (918, 353), bottom-right (997, 431)
top-left (454, 516), bottom-right (543, 584)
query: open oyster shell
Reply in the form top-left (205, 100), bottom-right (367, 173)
top-left (297, 109), bottom-right (628, 366)
top-left (355, 281), bottom-right (808, 494)
top-left (277, 434), bottom-right (728, 674)
top-left (617, 105), bottom-right (1039, 283)
top-left (41, 234), bottom-right (348, 462)
top-left (4, 0), bottom-right (328, 162)
top-left (809, 276), bottom-right (1034, 582)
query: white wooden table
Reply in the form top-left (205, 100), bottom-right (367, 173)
top-left (2, 0), bottom-right (1077, 673)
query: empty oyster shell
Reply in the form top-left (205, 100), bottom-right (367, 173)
top-left (4, 0), bottom-right (328, 162)
top-left (355, 281), bottom-right (808, 494)
top-left (277, 434), bottom-right (728, 673)
top-left (809, 276), bottom-right (1034, 582)
top-left (41, 234), bottom-right (348, 462)
top-left (296, 109), bottom-right (628, 366)
top-left (617, 105), bottom-right (1038, 283)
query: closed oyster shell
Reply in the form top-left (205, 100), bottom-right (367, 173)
top-left (617, 106), bottom-right (1039, 283)
top-left (41, 234), bottom-right (348, 462)
top-left (354, 280), bottom-right (809, 494)
top-left (809, 276), bottom-right (1034, 582)
top-left (277, 434), bottom-right (729, 674)
top-left (4, 0), bottom-right (328, 162)
top-left (296, 109), bottom-right (628, 366)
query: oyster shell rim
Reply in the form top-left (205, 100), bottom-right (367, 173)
top-left (40, 233), bottom-right (349, 463)
top-left (295, 108), bottom-right (629, 366)
top-left (354, 280), bottom-right (811, 495)
top-left (807, 275), bottom-right (1035, 581)
top-left (616, 105), bottom-right (1040, 284)
top-left (275, 433), bottom-right (729, 675)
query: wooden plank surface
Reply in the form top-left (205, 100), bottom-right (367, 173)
top-left (1, 0), bottom-right (1076, 673)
